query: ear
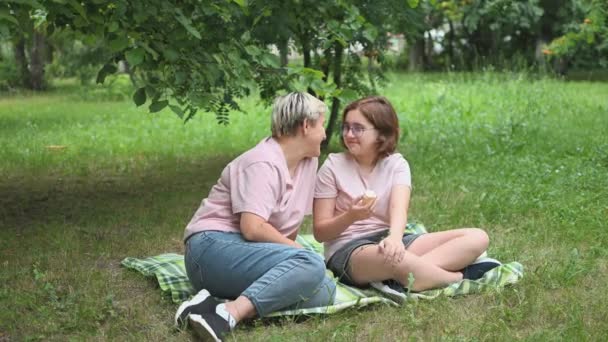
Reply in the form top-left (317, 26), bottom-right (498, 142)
top-left (302, 118), bottom-right (312, 135)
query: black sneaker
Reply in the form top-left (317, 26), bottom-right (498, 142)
top-left (175, 289), bottom-right (221, 328)
top-left (189, 312), bottom-right (232, 342)
top-left (370, 279), bottom-right (407, 303)
top-left (461, 258), bottom-right (501, 280)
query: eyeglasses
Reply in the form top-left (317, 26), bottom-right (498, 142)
top-left (341, 123), bottom-right (375, 137)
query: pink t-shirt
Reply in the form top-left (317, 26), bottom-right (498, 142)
top-left (184, 137), bottom-right (317, 241)
top-left (315, 152), bottom-right (412, 260)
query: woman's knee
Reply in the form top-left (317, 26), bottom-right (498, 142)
top-left (467, 228), bottom-right (490, 252)
top-left (291, 250), bottom-right (327, 284)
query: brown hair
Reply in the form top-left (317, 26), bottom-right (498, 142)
top-left (341, 96), bottom-right (399, 161)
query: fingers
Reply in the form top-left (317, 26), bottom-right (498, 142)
top-left (364, 197), bottom-right (376, 209)
top-left (395, 246), bottom-right (405, 264)
top-left (379, 239), bottom-right (405, 265)
top-left (351, 197), bottom-right (376, 221)
top-left (362, 197), bottom-right (376, 216)
top-left (381, 240), bottom-right (396, 265)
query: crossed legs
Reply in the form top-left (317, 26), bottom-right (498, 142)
top-left (348, 228), bottom-right (489, 292)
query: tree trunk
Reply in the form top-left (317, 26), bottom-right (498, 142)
top-left (408, 36), bottom-right (425, 72)
top-left (300, 31), bottom-right (316, 97)
top-left (13, 37), bottom-right (31, 89)
top-left (447, 19), bottom-right (455, 68)
top-left (321, 47), bottom-right (331, 84)
top-left (29, 31), bottom-right (47, 90)
top-left (278, 38), bottom-right (289, 67)
top-left (425, 31), bottom-right (433, 68)
top-left (302, 33), bottom-right (311, 68)
top-left (322, 41), bottom-right (343, 151)
top-left (367, 54), bottom-right (376, 90)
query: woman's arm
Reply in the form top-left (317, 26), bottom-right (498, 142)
top-left (240, 212), bottom-right (301, 248)
top-left (378, 184), bottom-right (411, 264)
top-left (313, 197), bottom-right (375, 242)
top-left (388, 184), bottom-right (411, 238)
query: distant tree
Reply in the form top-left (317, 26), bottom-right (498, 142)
top-left (544, 0), bottom-right (608, 73)
top-left (429, 0), bottom-right (544, 69)
top-left (1, 1), bottom-right (51, 90)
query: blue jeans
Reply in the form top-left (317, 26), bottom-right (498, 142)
top-left (185, 231), bottom-right (336, 317)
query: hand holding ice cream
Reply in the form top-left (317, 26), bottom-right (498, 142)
top-left (361, 189), bottom-right (377, 206)
top-left (348, 189), bottom-right (377, 221)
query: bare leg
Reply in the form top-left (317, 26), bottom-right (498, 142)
top-left (407, 228), bottom-right (489, 271)
top-left (348, 245), bottom-right (463, 292)
top-left (224, 296), bottom-right (256, 324)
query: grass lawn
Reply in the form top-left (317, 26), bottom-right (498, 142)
top-left (1, 72), bottom-right (607, 341)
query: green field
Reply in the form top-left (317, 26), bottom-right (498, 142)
top-left (1, 73), bottom-right (607, 340)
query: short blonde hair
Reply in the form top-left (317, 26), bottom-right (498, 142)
top-left (271, 92), bottom-right (327, 137)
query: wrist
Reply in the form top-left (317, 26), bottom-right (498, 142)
top-left (344, 210), bottom-right (358, 225)
top-left (387, 231), bottom-right (403, 240)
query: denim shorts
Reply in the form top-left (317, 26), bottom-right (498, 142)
top-left (326, 229), bottom-right (422, 286)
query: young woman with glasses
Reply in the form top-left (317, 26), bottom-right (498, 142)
top-left (313, 96), bottom-right (500, 301)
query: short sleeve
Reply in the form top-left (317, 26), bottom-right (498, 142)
top-left (314, 157), bottom-right (338, 198)
top-left (392, 155), bottom-right (412, 188)
top-left (230, 162), bottom-right (280, 220)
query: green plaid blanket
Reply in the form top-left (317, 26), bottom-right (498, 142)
top-left (121, 223), bottom-right (524, 316)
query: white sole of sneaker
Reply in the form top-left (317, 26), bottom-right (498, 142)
top-left (369, 282), bottom-right (406, 304)
top-left (175, 289), bottom-right (211, 327)
top-left (190, 314), bottom-right (221, 342)
top-left (475, 250), bottom-right (488, 261)
top-left (472, 257), bottom-right (501, 266)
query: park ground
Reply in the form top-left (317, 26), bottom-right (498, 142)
top-left (1, 72), bottom-right (607, 340)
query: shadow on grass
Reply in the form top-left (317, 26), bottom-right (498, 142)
top-left (0, 155), bottom-right (233, 232)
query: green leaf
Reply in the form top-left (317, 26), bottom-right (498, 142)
top-left (89, 13), bottom-right (104, 24)
top-left (362, 27), bottom-right (377, 42)
top-left (109, 36), bottom-right (129, 52)
top-left (0, 24), bottom-right (10, 37)
top-left (407, 0), bottom-right (420, 8)
top-left (260, 52), bottom-right (279, 68)
top-left (174, 71), bottom-right (187, 85)
top-left (184, 107), bottom-right (198, 123)
top-left (125, 48), bottom-right (145, 66)
top-left (107, 21), bottom-right (119, 33)
top-left (169, 104), bottom-right (184, 118)
top-left (0, 11), bottom-right (19, 25)
top-left (188, 92), bottom-right (214, 107)
top-left (145, 85), bottom-right (158, 99)
top-left (233, 0), bottom-right (246, 8)
top-left (9, 0), bottom-right (43, 9)
top-left (140, 42), bottom-right (159, 60)
top-left (162, 48), bottom-right (179, 62)
top-left (298, 67), bottom-right (326, 79)
top-left (174, 8), bottom-right (201, 39)
top-left (244, 45), bottom-right (261, 56)
top-left (132, 87), bottom-right (146, 107)
top-left (67, 0), bottom-right (88, 20)
top-left (338, 88), bottom-right (358, 103)
top-left (149, 100), bottom-right (168, 113)
top-left (96, 64), bottom-right (117, 84)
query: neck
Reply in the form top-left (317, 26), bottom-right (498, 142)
top-left (352, 152), bottom-right (376, 170)
top-left (276, 136), bottom-right (307, 174)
